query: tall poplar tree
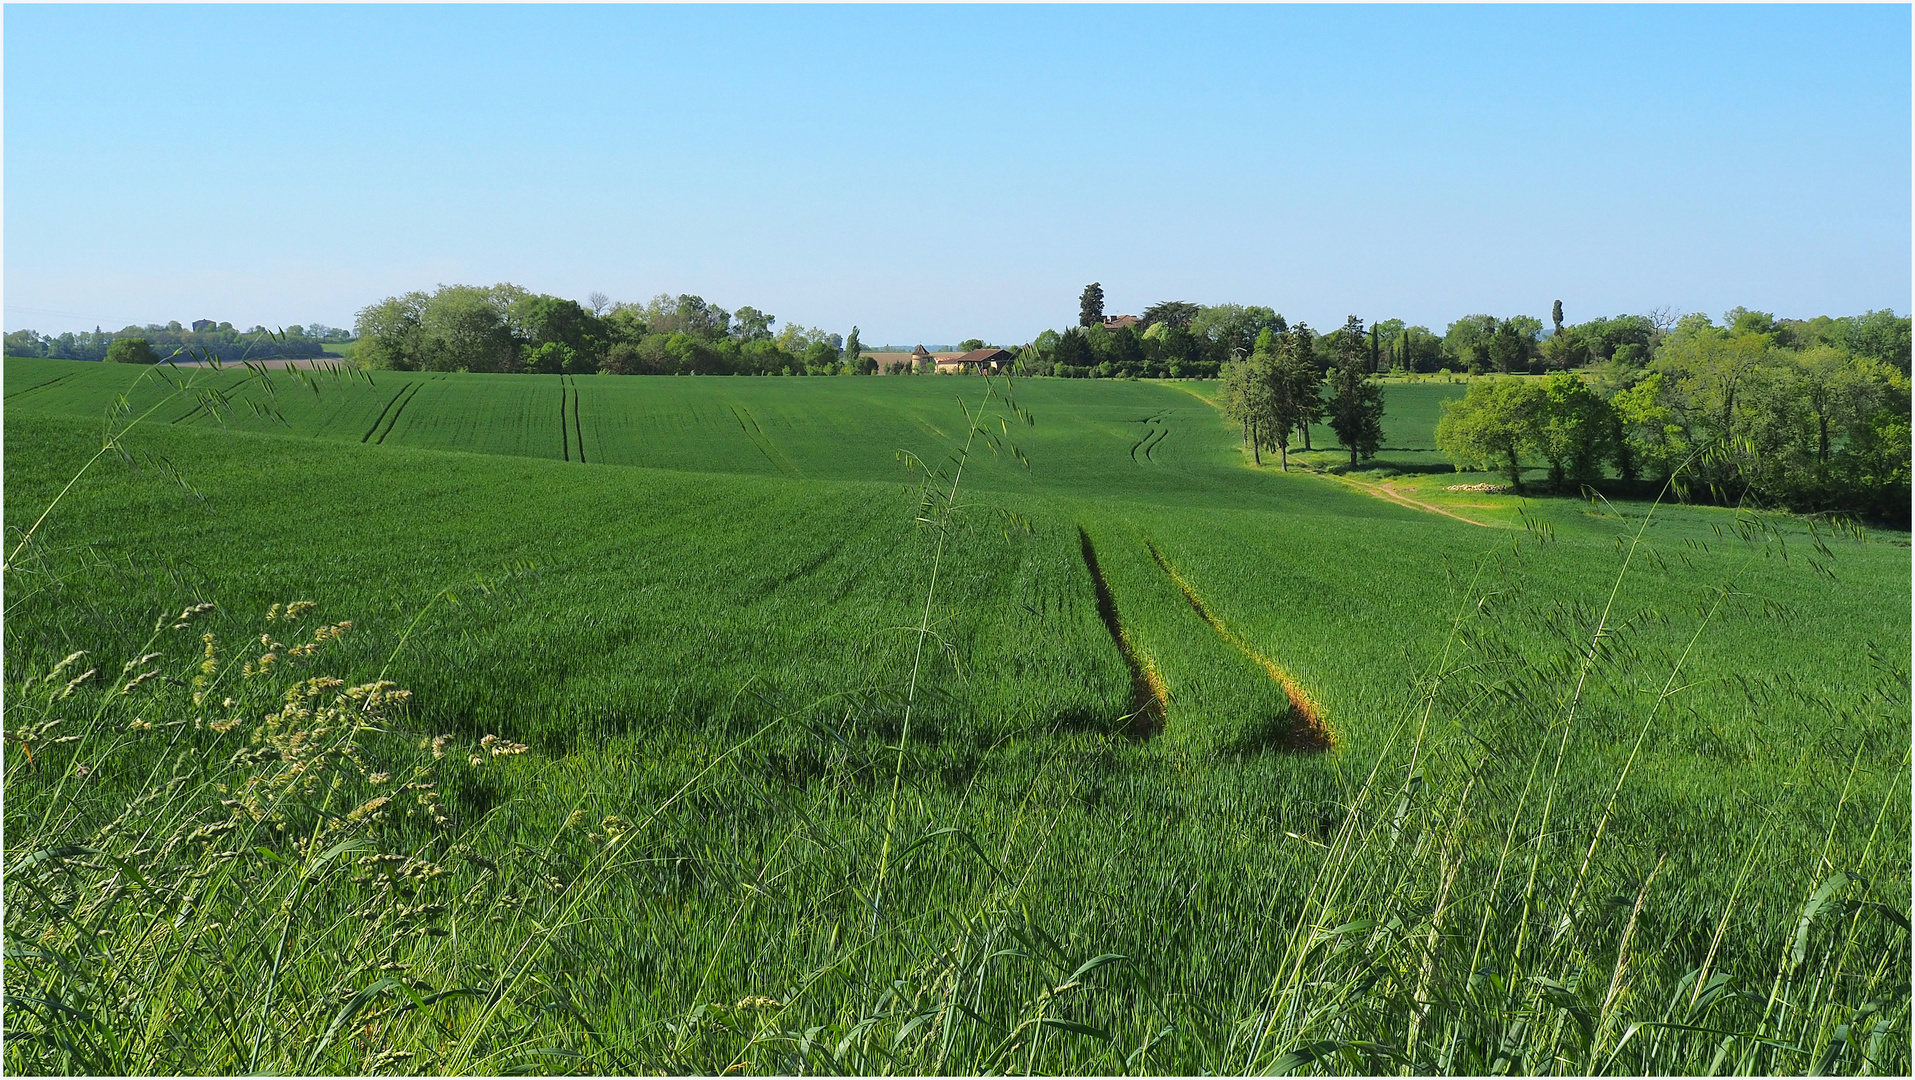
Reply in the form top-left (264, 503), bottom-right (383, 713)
top-left (844, 326), bottom-right (865, 372)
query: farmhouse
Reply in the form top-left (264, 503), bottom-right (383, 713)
top-left (863, 344), bottom-right (966, 374)
top-left (1102, 314), bottom-right (1141, 332)
top-left (935, 347), bottom-right (1015, 374)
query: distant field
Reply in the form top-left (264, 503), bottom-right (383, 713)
top-left (5, 357), bottom-right (1906, 1074)
top-left (3, 359), bottom-right (1471, 495)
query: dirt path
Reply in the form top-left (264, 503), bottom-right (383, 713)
top-left (1329, 474), bottom-right (1494, 528)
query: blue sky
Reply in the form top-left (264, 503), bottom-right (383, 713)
top-left (5, 4), bottom-right (1908, 345)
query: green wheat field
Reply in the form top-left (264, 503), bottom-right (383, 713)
top-left (4, 356), bottom-right (1908, 1075)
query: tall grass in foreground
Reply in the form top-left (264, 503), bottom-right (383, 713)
top-left (4, 387), bottom-right (1906, 1074)
top-left (1203, 491), bottom-right (1911, 1076)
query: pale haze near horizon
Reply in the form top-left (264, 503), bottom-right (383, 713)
top-left (5, 4), bottom-right (1908, 346)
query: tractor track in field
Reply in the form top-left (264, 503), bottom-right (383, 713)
top-left (569, 376), bottom-right (585, 463)
top-left (558, 376), bottom-right (588, 462)
top-left (369, 382), bottom-right (422, 445)
top-left (1077, 527), bottom-right (1166, 738)
top-left (729, 404), bottom-right (802, 478)
top-left (362, 383), bottom-right (411, 443)
top-left (1128, 410), bottom-right (1171, 464)
top-left (1145, 540), bottom-right (1334, 752)
top-left (4, 371), bottom-right (77, 400)
top-left (772, 533), bottom-right (854, 593)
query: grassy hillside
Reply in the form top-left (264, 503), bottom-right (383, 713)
top-left (4, 358), bottom-right (1907, 1074)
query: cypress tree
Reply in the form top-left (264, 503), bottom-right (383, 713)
top-left (1327, 315), bottom-right (1386, 467)
top-left (1079, 283), bottom-right (1105, 328)
top-left (1291, 322), bottom-right (1318, 450)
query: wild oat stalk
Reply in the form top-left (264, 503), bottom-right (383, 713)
top-left (870, 375), bottom-right (1029, 927)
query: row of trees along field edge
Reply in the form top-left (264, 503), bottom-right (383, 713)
top-left (5, 321), bottom-right (351, 363)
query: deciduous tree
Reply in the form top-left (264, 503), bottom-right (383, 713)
top-left (1140, 300), bottom-right (1202, 331)
top-left (1443, 314), bottom-right (1498, 373)
top-left (354, 292), bottom-right (428, 370)
top-left (1832, 308), bottom-right (1912, 374)
top-left (1436, 377), bottom-right (1548, 488)
top-left (522, 341), bottom-right (574, 375)
top-left (1219, 354), bottom-right (1272, 464)
top-left (419, 285), bottom-right (519, 372)
top-left (1538, 373), bottom-right (1618, 488)
top-left (104, 337), bottom-right (160, 364)
top-left (1190, 304), bottom-right (1283, 360)
top-left (732, 306), bottom-right (776, 343)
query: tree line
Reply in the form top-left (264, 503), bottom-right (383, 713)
top-left (1010, 283), bottom-right (1911, 383)
top-left (1010, 293), bottom-right (1278, 379)
top-left (1435, 310), bottom-right (1909, 522)
top-left (353, 284), bottom-right (867, 377)
top-left (1014, 301), bottom-right (1430, 382)
top-left (4, 321), bottom-right (349, 363)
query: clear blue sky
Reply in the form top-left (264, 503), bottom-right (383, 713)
top-left (6, 4), bottom-right (1908, 345)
